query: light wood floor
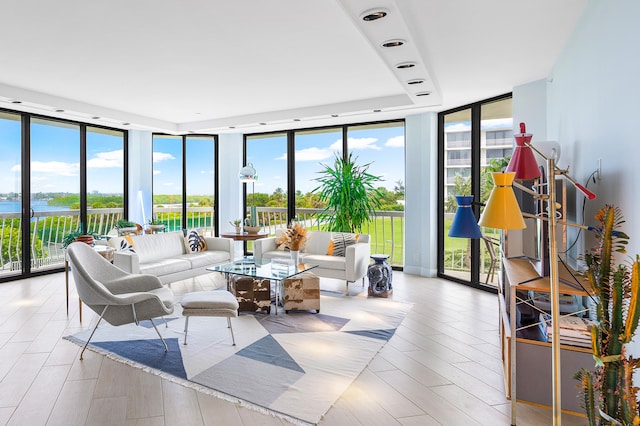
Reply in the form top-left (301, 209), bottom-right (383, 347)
top-left (0, 270), bottom-right (586, 425)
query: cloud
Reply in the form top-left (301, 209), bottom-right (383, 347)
top-left (87, 150), bottom-right (123, 168)
top-left (347, 137), bottom-right (381, 150)
top-left (280, 147), bottom-right (336, 162)
top-left (445, 122), bottom-right (471, 132)
top-left (385, 135), bottom-right (404, 147)
top-left (153, 170), bottom-right (161, 175)
top-left (16, 161), bottom-right (80, 176)
top-left (153, 152), bottom-right (175, 163)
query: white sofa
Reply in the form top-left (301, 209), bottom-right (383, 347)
top-left (110, 232), bottom-right (233, 284)
top-left (254, 231), bottom-right (370, 293)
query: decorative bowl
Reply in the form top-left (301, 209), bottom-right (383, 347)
top-left (244, 226), bottom-right (261, 234)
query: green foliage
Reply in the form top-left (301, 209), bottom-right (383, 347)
top-left (116, 219), bottom-right (136, 229)
top-left (312, 153), bottom-right (384, 233)
top-left (577, 205), bottom-right (640, 425)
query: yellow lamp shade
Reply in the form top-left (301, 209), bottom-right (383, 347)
top-left (479, 172), bottom-right (526, 230)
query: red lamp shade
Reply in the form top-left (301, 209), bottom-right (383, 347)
top-left (505, 123), bottom-right (541, 181)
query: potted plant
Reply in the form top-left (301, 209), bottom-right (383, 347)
top-left (229, 219), bottom-right (242, 234)
top-left (62, 225), bottom-right (97, 248)
top-left (147, 217), bottom-right (165, 232)
top-left (575, 205), bottom-right (640, 426)
top-left (276, 222), bottom-right (308, 265)
top-left (116, 219), bottom-right (138, 235)
top-left (313, 152), bottom-right (384, 233)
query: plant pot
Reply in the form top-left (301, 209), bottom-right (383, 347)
top-left (74, 235), bottom-right (95, 246)
top-left (235, 226), bottom-right (242, 234)
top-left (148, 224), bottom-right (165, 232)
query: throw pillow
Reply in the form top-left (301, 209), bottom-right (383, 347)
top-left (184, 229), bottom-right (207, 253)
top-left (108, 235), bottom-right (136, 253)
top-left (327, 233), bottom-right (358, 256)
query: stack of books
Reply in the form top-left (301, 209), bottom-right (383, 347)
top-left (539, 313), bottom-right (595, 348)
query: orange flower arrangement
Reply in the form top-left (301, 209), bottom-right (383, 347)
top-left (276, 223), bottom-right (308, 251)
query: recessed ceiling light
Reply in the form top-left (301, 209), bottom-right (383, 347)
top-left (259, 122), bottom-right (267, 125)
top-left (229, 126), bottom-right (236, 129)
top-left (407, 79), bottom-right (425, 85)
top-left (415, 91), bottom-right (432, 96)
top-left (331, 114), bottom-right (339, 118)
top-left (361, 9), bottom-right (388, 21)
top-left (382, 39), bottom-right (404, 48)
top-left (396, 62), bottom-right (416, 69)
top-left (122, 122), bottom-right (130, 126)
top-left (92, 116), bottom-right (100, 119)
top-left (55, 109), bottom-right (65, 112)
top-left (373, 109), bottom-right (382, 112)
top-left (10, 100), bottom-right (22, 104)
top-left (293, 119), bottom-right (301, 122)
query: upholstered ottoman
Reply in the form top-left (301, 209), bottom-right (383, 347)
top-left (281, 272), bottom-right (320, 314)
top-left (180, 290), bottom-right (239, 345)
top-left (230, 275), bottom-right (271, 314)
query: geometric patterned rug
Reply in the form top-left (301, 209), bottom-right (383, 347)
top-left (64, 291), bottom-right (412, 425)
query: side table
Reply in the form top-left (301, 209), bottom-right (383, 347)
top-left (65, 244), bottom-right (115, 322)
top-left (368, 254), bottom-right (393, 297)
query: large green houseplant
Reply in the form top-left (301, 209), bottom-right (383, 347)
top-left (313, 152), bottom-right (383, 233)
top-left (576, 205), bottom-right (640, 426)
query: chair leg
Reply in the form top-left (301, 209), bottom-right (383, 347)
top-left (184, 316), bottom-right (190, 345)
top-left (162, 316), bottom-right (169, 328)
top-left (80, 305), bottom-right (108, 361)
top-left (227, 317), bottom-right (236, 346)
top-left (149, 318), bottom-right (169, 352)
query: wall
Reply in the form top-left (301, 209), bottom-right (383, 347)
top-left (127, 130), bottom-right (153, 225)
top-left (546, 0), bottom-right (640, 353)
top-left (404, 112), bottom-right (438, 277)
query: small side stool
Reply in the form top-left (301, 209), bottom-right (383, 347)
top-left (180, 290), bottom-right (239, 345)
top-left (230, 275), bottom-right (271, 314)
top-left (281, 272), bottom-right (320, 314)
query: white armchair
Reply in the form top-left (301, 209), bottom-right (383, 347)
top-left (67, 242), bottom-right (175, 360)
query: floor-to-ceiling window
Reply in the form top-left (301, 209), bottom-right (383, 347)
top-left (438, 94), bottom-right (512, 289)
top-left (86, 126), bottom-right (125, 235)
top-left (244, 133), bottom-right (288, 253)
top-left (0, 108), bottom-right (127, 281)
top-left (185, 135), bottom-right (216, 235)
top-left (30, 118), bottom-right (80, 272)
top-left (245, 120), bottom-right (405, 267)
top-left (152, 134), bottom-right (217, 235)
top-left (347, 122), bottom-right (405, 266)
top-left (0, 112), bottom-right (22, 277)
top-left (152, 135), bottom-right (184, 231)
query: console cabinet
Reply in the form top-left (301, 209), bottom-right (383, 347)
top-left (499, 257), bottom-right (593, 417)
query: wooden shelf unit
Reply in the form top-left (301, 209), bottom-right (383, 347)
top-left (499, 257), bottom-right (593, 418)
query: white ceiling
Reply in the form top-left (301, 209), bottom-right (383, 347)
top-left (0, 0), bottom-right (587, 134)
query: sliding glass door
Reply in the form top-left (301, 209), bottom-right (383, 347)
top-left (438, 94), bottom-right (512, 289)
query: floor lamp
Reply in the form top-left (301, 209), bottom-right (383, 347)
top-left (239, 163), bottom-right (259, 229)
top-left (483, 123), bottom-right (596, 426)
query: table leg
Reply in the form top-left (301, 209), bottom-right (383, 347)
top-left (65, 259), bottom-right (69, 316)
top-left (79, 299), bottom-right (83, 323)
top-left (275, 279), bottom-right (279, 315)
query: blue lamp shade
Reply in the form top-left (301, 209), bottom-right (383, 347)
top-left (448, 195), bottom-right (483, 238)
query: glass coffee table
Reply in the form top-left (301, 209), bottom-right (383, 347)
top-left (207, 257), bottom-right (317, 314)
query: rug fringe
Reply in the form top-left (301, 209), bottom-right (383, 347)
top-left (63, 335), bottom-right (314, 425)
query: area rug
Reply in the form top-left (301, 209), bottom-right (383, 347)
top-left (64, 291), bottom-right (412, 425)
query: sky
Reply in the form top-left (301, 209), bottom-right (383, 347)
top-left (0, 115), bottom-right (405, 197)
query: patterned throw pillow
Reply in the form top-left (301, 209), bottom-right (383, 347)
top-left (109, 235), bottom-right (136, 253)
top-left (184, 229), bottom-right (207, 253)
top-left (327, 233), bottom-right (358, 257)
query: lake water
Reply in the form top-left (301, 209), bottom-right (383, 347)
top-left (0, 200), bottom-right (71, 213)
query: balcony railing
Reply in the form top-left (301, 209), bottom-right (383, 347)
top-left (0, 206), bottom-right (406, 276)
